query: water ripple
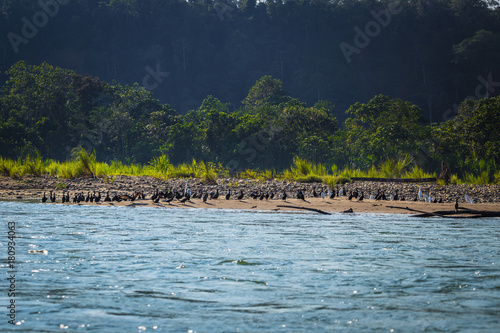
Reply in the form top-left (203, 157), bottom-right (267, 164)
top-left (1, 201), bottom-right (499, 332)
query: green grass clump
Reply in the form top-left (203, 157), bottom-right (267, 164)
top-left (0, 156), bottom-right (16, 176)
top-left (463, 171), bottom-right (490, 185)
top-left (201, 162), bottom-right (217, 183)
top-left (292, 157), bottom-right (313, 177)
top-left (24, 152), bottom-right (45, 176)
top-left (378, 155), bottom-right (412, 178)
top-left (72, 147), bottom-right (96, 177)
top-left (294, 174), bottom-right (324, 183)
top-left (495, 171), bottom-right (500, 184)
top-left (324, 176), bottom-right (352, 188)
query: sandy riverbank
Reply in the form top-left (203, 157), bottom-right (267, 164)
top-left (1, 175), bottom-right (499, 215)
top-left (28, 196), bottom-right (500, 216)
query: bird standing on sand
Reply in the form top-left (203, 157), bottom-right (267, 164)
top-left (282, 191), bottom-right (287, 201)
top-left (465, 194), bottom-right (474, 204)
top-left (226, 190), bottom-right (231, 200)
top-left (455, 198), bottom-right (459, 212)
top-left (42, 192), bottom-right (47, 203)
top-left (237, 190), bottom-right (244, 200)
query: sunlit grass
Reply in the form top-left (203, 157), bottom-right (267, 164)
top-left (0, 151), bottom-right (497, 185)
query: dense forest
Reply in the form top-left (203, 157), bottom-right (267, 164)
top-left (1, 0), bottom-right (500, 180)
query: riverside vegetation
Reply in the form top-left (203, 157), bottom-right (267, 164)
top-left (1, 62), bottom-right (500, 185)
top-left (1, 148), bottom-right (499, 186)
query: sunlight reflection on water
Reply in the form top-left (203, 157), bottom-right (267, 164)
top-left (1, 201), bottom-right (499, 332)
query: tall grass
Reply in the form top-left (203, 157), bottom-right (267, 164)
top-left (0, 151), bottom-right (498, 185)
top-left (24, 152), bottom-right (45, 176)
top-left (72, 147), bottom-right (96, 177)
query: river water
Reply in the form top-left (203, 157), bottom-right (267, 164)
top-left (1, 201), bottom-right (499, 332)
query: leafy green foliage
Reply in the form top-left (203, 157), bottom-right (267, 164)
top-left (1, 57), bottom-right (500, 184)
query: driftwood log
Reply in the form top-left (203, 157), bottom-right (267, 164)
top-left (386, 205), bottom-right (500, 218)
top-left (277, 205), bottom-right (331, 215)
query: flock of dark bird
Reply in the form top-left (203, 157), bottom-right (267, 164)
top-left (40, 186), bottom-right (450, 205)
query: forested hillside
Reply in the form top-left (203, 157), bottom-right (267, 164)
top-left (1, 0), bottom-right (499, 180)
top-left (1, 0), bottom-right (499, 118)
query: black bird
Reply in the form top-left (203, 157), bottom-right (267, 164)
top-left (265, 192), bottom-right (269, 200)
top-left (400, 195), bottom-right (405, 201)
top-left (42, 192), bottom-right (47, 203)
top-left (282, 191), bottom-right (287, 201)
top-left (312, 187), bottom-right (318, 197)
top-left (85, 192), bottom-right (90, 202)
top-left (179, 196), bottom-right (189, 204)
top-left (151, 189), bottom-right (158, 201)
top-left (62, 192), bottom-right (66, 203)
top-left (73, 193), bottom-right (78, 203)
top-left (353, 188), bottom-right (359, 199)
top-left (330, 190), bottom-right (335, 199)
top-left (297, 190), bottom-right (305, 201)
top-left (358, 192), bottom-right (364, 201)
top-left (393, 190), bottom-right (399, 201)
top-left (226, 190), bottom-right (231, 200)
top-left (95, 192), bottom-right (101, 203)
top-left (348, 192), bottom-right (353, 200)
top-left (213, 189), bottom-right (219, 200)
top-left (164, 196), bottom-right (173, 204)
top-left (50, 191), bottom-right (56, 203)
top-left (104, 192), bottom-right (111, 202)
top-left (153, 195), bottom-right (160, 203)
top-left (270, 192), bottom-right (274, 200)
top-left (90, 191), bottom-right (95, 203)
top-left (203, 193), bottom-right (209, 202)
top-left (438, 197), bottom-right (443, 204)
top-left (175, 190), bottom-right (182, 200)
top-left (455, 198), bottom-right (459, 212)
top-left (237, 190), bottom-right (244, 200)
top-left (259, 192), bottom-right (265, 200)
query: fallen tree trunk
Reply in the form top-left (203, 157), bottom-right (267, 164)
top-left (386, 205), bottom-right (500, 218)
top-left (277, 205), bottom-right (331, 215)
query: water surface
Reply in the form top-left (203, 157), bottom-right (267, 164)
top-left (1, 201), bottom-right (499, 332)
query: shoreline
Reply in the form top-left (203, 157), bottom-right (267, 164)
top-left (1, 175), bottom-right (499, 215)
